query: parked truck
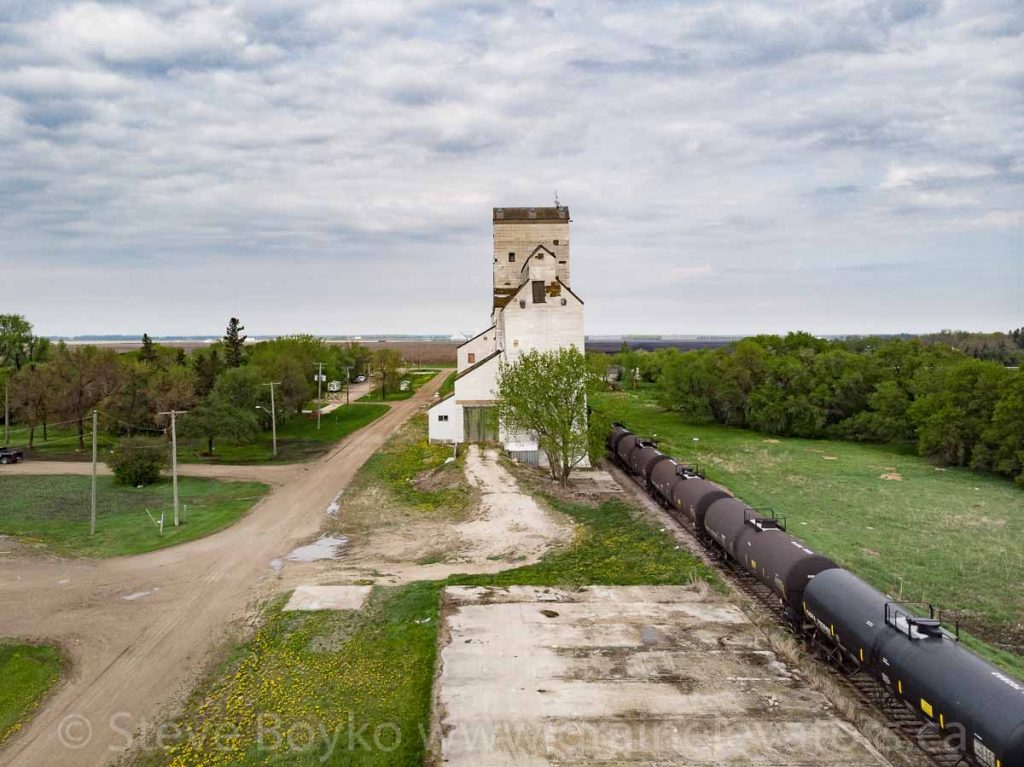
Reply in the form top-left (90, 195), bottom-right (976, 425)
top-left (0, 447), bottom-right (25, 465)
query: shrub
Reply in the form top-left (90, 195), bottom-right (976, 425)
top-left (107, 437), bottom-right (168, 486)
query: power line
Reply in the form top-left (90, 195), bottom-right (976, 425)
top-left (0, 416), bottom-right (94, 437)
top-left (3, 432), bottom-right (104, 450)
top-left (95, 410), bottom-right (168, 434)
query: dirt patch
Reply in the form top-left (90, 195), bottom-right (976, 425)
top-left (507, 463), bottom-right (624, 505)
top-left (286, 444), bottom-right (572, 586)
top-left (941, 610), bottom-right (1024, 656)
top-left (453, 446), bottom-right (573, 563)
top-left (412, 464), bottom-right (462, 492)
top-left (822, 455), bottom-right (838, 461)
top-left (879, 472), bottom-right (903, 481)
top-left (763, 439), bottom-right (780, 444)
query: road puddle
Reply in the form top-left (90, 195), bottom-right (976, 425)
top-left (286, 535), bottom-right (349, 562)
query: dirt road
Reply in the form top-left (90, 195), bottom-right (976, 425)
top-left (0, 373), bottom-right (446, 766)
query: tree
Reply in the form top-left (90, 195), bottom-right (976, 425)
top-left (347, 342), bottom-right (373, 378)
top-left (496, 347), bottom-right (596, 486)
top-left (10, 363), bottom-right (59, 447)
top-left (108, 437), bottom-right (168, 486)
top-left (139, 333), bottom-right (158, 364)
top-left (586, 351), bottom-right (611, 389)
top-left (970, 374), bottom-right (1024, 483)
top-left (1, 314), bottom-right (48, 444)
top-left (223, 318), bottom-right (247, 368)
top-left (48, 344), bottom-right (123, 450)
top-left (211, 366), bottom-right (264, 410)
top-left (247, 336), bottom-right (324, 413)
top-left (148, 365), bottom-right (197, 420)
top-left (909, 358), bottom-right (1008, 466)
top-left (194, 349), bottom-right (224, 397)
top-left (180, 397), bottom-right (259, 456)
top-left (617, 342), bottom-right (640, 389)
top-left (0, 314), bottom-right (36, 371)
top-left (107, 359), bottom-right (153, 436)
top-left (837, 380), bottom-right (914, 443)
top-left (371, 348), bottom-right (404, 399)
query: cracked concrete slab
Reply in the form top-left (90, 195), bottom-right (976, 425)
top-left (282, 585), bottom-right (371, 611)
top-left (436, 585), bottom-right (891, 766)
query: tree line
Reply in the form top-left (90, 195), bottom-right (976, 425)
top-left (607, 330), bottom-right (1024, 486)
top-left (0, 315), bottom-right (404, 458)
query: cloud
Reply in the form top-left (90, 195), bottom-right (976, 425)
top-left (0, 65), bottom-right (134, 95)
top-left (880, 162), bottom-right (995, 189)
top-left (0, 0), bottom-right (1021, 336)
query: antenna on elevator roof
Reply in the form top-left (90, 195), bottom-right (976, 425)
top-left (554, 189), bottom-right (560, 207)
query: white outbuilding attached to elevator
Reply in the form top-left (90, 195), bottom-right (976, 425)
top-left (428, 205), bottom-right (585, 464)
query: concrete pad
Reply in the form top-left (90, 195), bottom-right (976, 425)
top-left (282, 585), bottom-right (371, 611)
top-left (437, 585), bottom-right (891, 766)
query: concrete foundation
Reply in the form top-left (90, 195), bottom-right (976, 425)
top-left (436, 585), bottom-right (891, 766)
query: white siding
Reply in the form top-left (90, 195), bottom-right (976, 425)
top-left (455, 355), bottom-right (499, 405)
top-left (500, 289), bottom-right (584, 364)
top-left (457, 329), bottom-right (496, 373)
top-left (428, 396), bottom-right (462, 443)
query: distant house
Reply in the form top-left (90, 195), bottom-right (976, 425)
top-left (428, 205), bottom-right (585, 464)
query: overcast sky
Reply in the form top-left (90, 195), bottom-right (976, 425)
top-left (1, 0), bottom-right (1021, 338)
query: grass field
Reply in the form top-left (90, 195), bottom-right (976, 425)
top-left (594, 388), bottom-right (1024, 674)
top-left (0, 475), bottom-right (268, 557)
top-left (359, 369), bottom-right (441, 403)
top-left (3, 422), bottom-right (113, 460)
top-left (0, 642), bottom-right (62, 747)
top-left (4, 404), bottom-right (389, 465)
top-left (349, 414), bottom-right (470, 513)
top-left (436, 369), bottom-right (456, 399)
top-left (179, 404), bottom-right (390, 464)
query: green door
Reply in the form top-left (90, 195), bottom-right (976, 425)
top-left (464, 407), bottom-right (497, 442)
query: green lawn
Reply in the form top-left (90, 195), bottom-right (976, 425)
top-left (437, 369), bottom-right (456, 399)
top-left (3, 422), bottom-right (112, 461)
top-left (179, 404), bottom-right (390, 464)
top-left (347, 414), bottom-right (471, 514)
top-left (594, 389), bottom-right (1024, 675)
top-left (132, 465), bottom-right (715, 765)
top-left (359, 370), bottom-right (440, 402)
top-left (0, 642), bottom-right (62, 746)
top-left (3, 405), bottom-right (389, 466)
top-left (0, 475), bottom-right (268, 557)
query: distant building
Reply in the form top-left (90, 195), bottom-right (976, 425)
top-left (428, 206), bottom-right (585, 464)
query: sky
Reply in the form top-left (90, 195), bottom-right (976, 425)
top-left (1, 0), bottom-right (1022, 338)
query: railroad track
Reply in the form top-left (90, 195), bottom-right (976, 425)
top-left (610, 462), bottom-right (969, 767)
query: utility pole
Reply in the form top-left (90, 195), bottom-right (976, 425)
top-left (263, 382), bottom-right (280, 457)
top-left (90, 409), bottom-right (98, 535)
top-left (342, 365), bottom-right (352, 405)
top-left (314, 362), bottom-right (325, 430)
top-left (158, 409), bottom-right (188, 527)
top-left (3, 376), bottom-right (9, 447)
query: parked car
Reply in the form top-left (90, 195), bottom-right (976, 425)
top-left (0, 447), bottom-right (25, 465)
top-left (354, 375), bottom-right (366, 383)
